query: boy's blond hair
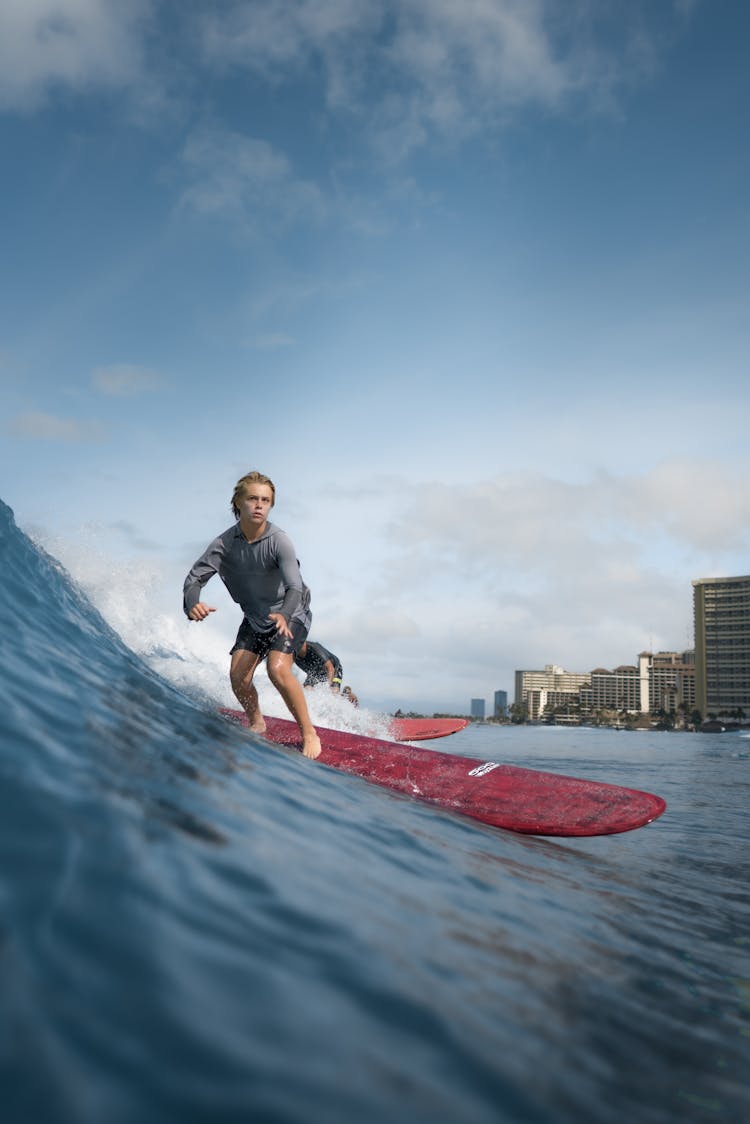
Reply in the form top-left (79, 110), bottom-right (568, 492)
top-left (231, 471), bottom-right (276, 518)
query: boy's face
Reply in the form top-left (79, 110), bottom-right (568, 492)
top-left (237, 483), bottom-right (274, 525)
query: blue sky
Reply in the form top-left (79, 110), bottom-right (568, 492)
top-left (1, 0), bottom-right (749, 715)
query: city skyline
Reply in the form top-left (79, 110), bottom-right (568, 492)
top-left (475, 572), bottom-right (750, 722)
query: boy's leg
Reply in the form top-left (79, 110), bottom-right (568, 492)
top-left (230, 649), bottom-right (265, 733)
top-left (267, 651), bottom-right (322, 759)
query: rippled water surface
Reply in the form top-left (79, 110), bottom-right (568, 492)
top-left (1, 499), bottom-right (748, 1123)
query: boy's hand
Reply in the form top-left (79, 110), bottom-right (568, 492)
top-left (188, 603), bottom-right (216, 622)
top-left (269, 612), bottom-right (292, 638)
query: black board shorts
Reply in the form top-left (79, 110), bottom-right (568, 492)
top-left (230, 618), bottom-right (308, 659)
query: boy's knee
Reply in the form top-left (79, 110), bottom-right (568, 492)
top-left (267, 659), bottom-right (290, 688)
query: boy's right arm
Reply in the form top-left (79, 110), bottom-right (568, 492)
top-left (183, 537), bottom-right (223, 618)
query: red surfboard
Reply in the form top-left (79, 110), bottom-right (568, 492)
top-left (389, 716), bottom-right (469, 741)
top-left (220, 711), bottom-right (666, 837)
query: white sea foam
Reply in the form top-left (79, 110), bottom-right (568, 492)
top-left (33, 525), bottom-right (393, 737)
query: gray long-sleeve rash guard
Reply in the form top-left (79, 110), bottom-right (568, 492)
top-left (183, 521), bottom-right (312, 633)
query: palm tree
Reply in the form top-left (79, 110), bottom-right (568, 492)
top-left (509, 702), bottom-right (527, 725)
top-left (676, 701), bottom-right (690, 729)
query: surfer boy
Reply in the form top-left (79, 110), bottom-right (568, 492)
top-left (182, 471), bottom-right (322, 759)
top-left (294, 640), bottom-right (343, 692)
top-left (294, 641), bottom-right (360, 706)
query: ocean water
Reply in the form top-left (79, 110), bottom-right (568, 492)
top-left (1, 497), bottom-right (748, 1124)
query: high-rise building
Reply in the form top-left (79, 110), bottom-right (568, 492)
top-left (493, 690), bottom-right (508, 718)
top-left (514, 665), bottom-right (590, 720)
top-left (471, 698), bottom-right (486, 719)
top-left (693, 575), bottom-right (750, 718)
top-left (638, 651), bottom-right (696, 715)
top-left (579, 666), bottom-right (640, 714)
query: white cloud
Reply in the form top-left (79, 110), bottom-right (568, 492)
top-left (383, 462), bottom-right (750, 573)
top-left (8, 411), bottom-right (106, 442)
top-left (92, 364), bottom-right (166, 396)
top-left (1, 1), bottom-right (698, 168)
top-left (0, 0), bottom-right (151, 111)
top-left (196, 0), bottom-right (670, 159)
top-left (295, 459), bottom-right (746, 698)
top-left (178, 123), bottom-right (326, 228)
top-left (199, 0), bottom-right (375, 78)
top-left (198, 0), bottom-right (572, 109)
top-left (613, 460), bottom-right (750, 551)
top-left (389, 0), bottom-right (572, 110)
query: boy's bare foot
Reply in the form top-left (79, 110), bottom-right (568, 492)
top-left (302, 731), bottom-right (322, 759)
top-left (248, 719), bottom-right (267, 735)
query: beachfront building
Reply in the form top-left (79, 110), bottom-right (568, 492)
top-left (579, 666), bottom-right (641, 715)
top-left (514, 665), bottom-right (591, 721)
top-left (471, 697), bottom-right (486, 719)
top-left (693, 575), bottom-right (750, 719)
top-left (638, 651), bottom-right (696, 716)
top-left (493, 690), bottom-right (508, 718)
top-left (516, 655), bottom-right (697, 722)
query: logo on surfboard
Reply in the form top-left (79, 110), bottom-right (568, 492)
top-left (468, 761), bottom-right (501, 777)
